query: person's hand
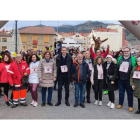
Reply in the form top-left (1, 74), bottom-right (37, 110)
top-left (107, 45), bottom-right (110, 48)
top-left (111, 81), bottom-right (114, 84)
top-left (39, 78), bottom-right (42, 82)
top-left (132, 85), bottom-right (135, 90)
top-left (91, 44), bottom-right (94, 47)
top-left (24, 73), bottom-right (27, 76)
top-left (53, 77), bottom-right (56, 81)
top-left (92, 82), bottom-right (94, 86)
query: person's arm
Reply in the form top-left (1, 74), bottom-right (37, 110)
top-left (37, 61), bottom-right (43, 81)
top-left (90, 66), bottom-right (94, 85)
top-left (92, 35), bottom-right (96, 42)
top-left (7, 64), bottom-right (14, 86)
top-left (110, 64), bottom-right (118, 82)
top-left (114, 50), bottom-right (121, 59)
top-left (101, 38), bottom-right (108, 43)
top-left (102, 45), bottom-right (109, 58)
top-left (130, 68), bottom-right (134, 87)
top-left (90, 45), bottom-right (96, 59)
top-left (24, 63), bottom-right (30, 76)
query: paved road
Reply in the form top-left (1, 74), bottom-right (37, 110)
top-left (0, 87), bottom-right (140, 119)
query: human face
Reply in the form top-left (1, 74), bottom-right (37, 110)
top-left (137, 60), bottom-right (140, 66)
top-left (16, 54), bottom-right (22, 63)
top-left (97, 37), bottom-right (100, 41)
top-left (123, 48), bottom-right (130, 57)
top-left (97, 58), bottom-right (102, 64)
top-left (96, 50), bottom-right (101, 56)
top-left (4, 55), bottom-right (9, 62)
top-left (61, 48), bottom-right (67, 56)
top-left (32, 55), bottom-right (37, 62)
top-left (85, 51), bottom-right (90, 59)
top-left (107, 57), bottom-right (112, 62)
top-left (77, 54), bottom-right (83, 64)
top-left (45, 53), bottom-right (50, 59)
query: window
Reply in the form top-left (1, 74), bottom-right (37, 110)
top-left (21, 34), bottom-right (26, 42)
top-left (32, 35), bottom-right (37, 40)
top-left (2, 38), bottom-right (7, 42)
top-left (44, 35), bottom-right (49, 42)
top-left (2, 46), bottom-right (7, 51)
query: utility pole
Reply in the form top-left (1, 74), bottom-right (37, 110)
top-left (15, 20), bottom-right (18, 52)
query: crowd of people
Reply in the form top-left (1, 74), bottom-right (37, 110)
top-left (0, 36), bottom-right (140, 115)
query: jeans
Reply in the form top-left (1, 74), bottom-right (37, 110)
top-left (118, 80), bottom-right (133, 107)
top-left (42, 87), bottom-right (53, 103)
top-left (75, 81), bottom-right (86, 104)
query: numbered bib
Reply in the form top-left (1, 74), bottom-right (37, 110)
top-left (61, 65), bottom-right (68, 73)
top-left (30, 67), bottom-right (38, 74)
top-left (119, 65), bottom-right (129, 73)
top-left (44, 66), bottom-right (52, 73)
top-left (132, 71), bottom-right (140, 79)
top-left (89, 64), bottom-right (93, 70)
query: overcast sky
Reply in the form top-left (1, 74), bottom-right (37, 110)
top-left (1, 20), bottom-right (120, 31)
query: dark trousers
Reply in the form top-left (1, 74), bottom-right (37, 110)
top-left (137, 98), bottom-right (140, 110)
top-left (118, 80), bottom-right (133, 107)
top-left (42, 87), bottom-right (53, 103)
top-left (95, 79), bottom-right (103, 101)
top-left (58, 75), bottom-right (69, 102)
top-left (108, 91), bottom-right (115, 103)
top-left (85, 80), bottom-right (91, 101)
top-left (0, 83), bottom-right (9, 98)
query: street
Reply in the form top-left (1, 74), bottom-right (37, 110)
top-left (0, 87), bottom-right (139, 119)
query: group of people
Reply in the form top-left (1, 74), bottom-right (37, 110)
top-left (0, 36), bottom-right (140, 115)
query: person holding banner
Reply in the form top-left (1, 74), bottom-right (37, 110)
top-left (28, 54), bottom-right (40, 107)
top-left (130, 57), bottom-right (140, 114)
top-left (38, 51), bottom-right (56, 107)
top-left (117, 47), bottom-right (136, 112)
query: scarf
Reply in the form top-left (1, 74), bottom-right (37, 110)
top-left (45, 59), bottom-right (50, 63)
top-left (137, 66), bottom-right (140, 71)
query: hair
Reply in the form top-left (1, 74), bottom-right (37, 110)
top-left (2, 53), bottom-right (13, 63)
top-left (124, 47), bottom-right (131, 51)
top-left (43, 51), bottom-right (52, 59)
top-left (137, 57), bottom-right (140, 62)
top-left (22, 54), bottom-right (28, 62)
top-left (94, 56), bottom-right (104, 64)
top-left (61, 46), bottom-right (67, 50)
top-left (27, 54), bottom-right (40, 65)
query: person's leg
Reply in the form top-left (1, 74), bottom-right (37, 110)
top-left (74, 82), bottom-right (79, 104)
top-left (20, 85), bottom-right (27, 104)
top-left (3, 83), bottom-right (9, 99)
top-left (99, 80), bottom-right (103, 101)
top-left (110, 91), bottom-right (115, 103)
top-left (29, 83), bottom-right (33, 100)
top-left (47, 87), bottom-right (53, 103)
top-left (64, 77), bottom-right (70, 102)
top-left (12, 88), bottom-right (20, 105)
top-left (86, 80), bottom-right (91, 102)
top-left (118, 80), bottom-right (125, 106)
top-left (58, 76), bottom-right (63, 103)
top-left (108, 91), bottom-right (111, 102)
top-left (124, 80), bottom-right (133, 107)
top-left (80, 82), bottom-right (86, 104)
top-left (41, 87), bottom-right (47, 103)
top-left (32, 83), bottom-right (39, 102)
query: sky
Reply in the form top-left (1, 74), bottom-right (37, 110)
top-left (1, 20), bottom-right (120, 31)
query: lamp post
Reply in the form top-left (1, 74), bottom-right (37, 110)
top-left (15, 20), bottom-right (18, 52)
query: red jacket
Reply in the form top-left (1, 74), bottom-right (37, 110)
top-left (8, 60), bottom-right (30, 87)
top-left (90, 47), bottom-right (109, 59)
top-left (0, 62), bottom-right (13, 83)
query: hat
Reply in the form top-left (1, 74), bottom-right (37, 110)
top-left (106, 55), bottom-right (113, 59)
top-left (137, 57), bottom-right (140, 61)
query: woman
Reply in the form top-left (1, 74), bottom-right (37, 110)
top-left (0, 53), bottom-right (13, 106)
top-left (38, 51), bottom-right (57, 106)
top-left (22, 54), bottom-right (28, 62)
top-left (130, 57), bottom-right (140, 114)
top-left (28, 54), bottom-right (40, 107)
top-left (93, 56), bottom-right (106, 106)
top-left (104, 55), bottom-right (118, 109)
top-left (37, 51), bottom-right (42, 61)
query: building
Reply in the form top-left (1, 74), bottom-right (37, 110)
top-left (0, 29), bottom-right (12, 52)
top-left (19, 26), bottom-right (56, 51)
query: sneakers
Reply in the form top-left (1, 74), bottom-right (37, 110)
top-left (107, 101), bottom-right (111, 107)
top-left (94, 100), bottom-right (98, 105)
top-left (33, 101), bottom-right (38, 107)
top-left (128, 107), bottom-right (133, 112)
top-left (11, 104), bottom-right (18, 108)
top-left (9, 100), bottom-right (13, 105)
top-left (99, 101), bottom-right (102, 106)
top-left (110, 103), bottom-right (115, 109)
top-left (117, 105), bottom-right (122, 109)
top-left (31, 100), bottom-right (35, 105)
top-left (5, 101), bottom-right (10, 106)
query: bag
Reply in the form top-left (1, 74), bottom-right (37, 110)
top-left (16, 62), bottom-right (28, 85)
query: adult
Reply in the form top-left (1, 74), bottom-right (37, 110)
top-left (55, 47), bottom-right (73, 106)
top-left (7, 54), bottom-right (30, 108)
top-left (73, 53), bottom-right (90, 108)
top-left (55, 41), bottom-right (62, 55)
top-left (117, 47), bottom-right (136, 112)
top-left (28, 54), bottom-right (40, 107)
top-left (38, 51), bottom-right (56, 106)
top-left (90, 44), bottom-right (110, 59)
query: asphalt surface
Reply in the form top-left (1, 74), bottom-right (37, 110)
top-left (0, 86), bottom-right (140, 119)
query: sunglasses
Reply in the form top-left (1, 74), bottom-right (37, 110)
top-left (123, 51), bottom-right (129, 53)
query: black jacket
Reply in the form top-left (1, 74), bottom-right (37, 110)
top-left (56, 53), bottom-right (73, 82)
top-left (73, 60), bottom-right (90, 83)
top-left (93, 64), bottom-right (106, 92)
top-left (104, 61), bottom-right (118, 91)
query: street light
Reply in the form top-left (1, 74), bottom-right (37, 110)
top-left (15, 20), bottom-right (18, 52)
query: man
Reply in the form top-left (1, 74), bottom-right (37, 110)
top-left (90, 44), bottom-right (110, 59)
top-left (55, 47), bottom-right (73, 106)
top-left (55, 41), bottom-right (62, 55)
top-left (92, 35), bottom-right (108, 52)
top-left (117, 47), bottom-right (136, 112)
top-left (84, 51), bottom-right (93, 103)
top-left (8, 54), bottom-right (30, 108)
top-left (69, 46), bottom-right (74, 56)
top-left (73, 53), bottom-right (90, 108)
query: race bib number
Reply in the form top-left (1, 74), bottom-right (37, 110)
top-left (30, 67), bottom-right (38, 74)
top-left (61, 65), bottom-right (68, 73)
top-left (119, 65), bottom-right (129, 73)
top-left (98, 74), bottom-right (103, 79)
top-left (44, 66), bottom-right (52, 73)
top-left (89, 64), bottom-right (93, 70)
top-left (132, 71), bottom-right (140, 79)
